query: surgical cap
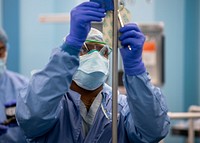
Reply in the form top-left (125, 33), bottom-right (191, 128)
top-left (86, 28), bottom-right (106, 45)
top-left (0, 28), bottom-right (8, 45)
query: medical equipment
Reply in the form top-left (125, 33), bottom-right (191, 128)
top-left (102, 4), bottom-right (131, 49)
top-left (112, 1), bottom-right (118, 142)
top-left (88, 0), bottom-right (119, 142)
top-left (168, 106), bottom-right (200, 143)
top-left (139, 23), bottom-right (165, 86)
top-left (118, 5), bottom-right (131, 50)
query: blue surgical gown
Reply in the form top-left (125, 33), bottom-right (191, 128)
top-left (0, 70), bottom-right (28, 143)
top-left (16, 44), bottom-right (170, 143)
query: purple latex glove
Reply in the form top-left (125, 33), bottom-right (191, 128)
top-left (66, 2), bottom-right (106, 48)
top-left (0, 124), bottom-right (8, 136)
top-left (4, 100), bottom-right (16, 108)
top-left (119, 23), bottom-right (146, 76)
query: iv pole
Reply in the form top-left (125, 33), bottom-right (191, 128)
top-left (112, 0), bottom-right (118, 142)
top-left (38, 0), bottom-right (120, 142)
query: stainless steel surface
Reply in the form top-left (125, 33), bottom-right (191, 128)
top-left (188, 119), bottom-right (194, 143)
top-left (112, 0), bottom-right (119, 142)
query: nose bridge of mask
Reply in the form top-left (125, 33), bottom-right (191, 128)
top-left (87, 49), bottom-right (99, 54)
top-left (78, 51), bottom-right (109, 74)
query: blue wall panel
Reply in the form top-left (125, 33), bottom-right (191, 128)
top-left (184, 0), bottom-right (200, 111)
top-left (20, 0), bottom-right (56, 77)
top-left (155, 0), bottom-right (185, 112)
top-left (0, 0), bottom-right (2, 27)
top-left (199, 0), bottom-right (200, 104)
top-left (19, 0), bottom-right (77, 77)
top-left (2, 0), bottom-right (20, 72)
top-left (155, 0), bottom-right (185, 142)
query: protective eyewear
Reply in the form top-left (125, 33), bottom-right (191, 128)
top-left (80, 42), bottom-right (112, 58)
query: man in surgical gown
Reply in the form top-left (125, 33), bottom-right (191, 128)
top-left (16, 2), bottom-right (170, 143)
top-left (0, 28), bottom-right (28, 143)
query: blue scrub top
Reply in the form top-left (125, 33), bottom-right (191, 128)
top-left (16, 44), bottom-right (170, 143)
top-left (0, 70), bottom-right (28, 143)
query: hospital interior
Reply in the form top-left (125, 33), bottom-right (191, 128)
top-left (0, 0), bottom-right (200, 143)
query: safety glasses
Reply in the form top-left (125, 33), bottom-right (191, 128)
top-left (80, 42), bottom-right (112, 58)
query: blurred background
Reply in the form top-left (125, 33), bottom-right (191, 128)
top-left (0, 0), bottom-right (199, 142)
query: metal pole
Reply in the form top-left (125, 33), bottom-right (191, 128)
top-left (112, 0), bottom-right (118, 142)
top-left (188, 119), bottom-right (194, 143)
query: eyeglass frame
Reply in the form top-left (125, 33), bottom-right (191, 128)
top-left (80, 42), bottom-right (112, 59)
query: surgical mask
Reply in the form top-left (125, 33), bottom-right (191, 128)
top-left (0, 58), bottom-right (6, 75)
top-left (73, 51), bottom-right (109, 90)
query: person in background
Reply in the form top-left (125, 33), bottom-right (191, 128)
top-left (16, 2), bottom-right (170, 143)
top-left (0, 28), bottom-right (28, 143)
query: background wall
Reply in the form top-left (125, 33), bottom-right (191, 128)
top-left (126, 0), bottom-right (155, 22)
top-left (20, 0), bottom-right (56, 77)
top-left (1, 0), bottom-right (200, 142)
top-left (0, 0), bottom-right (2, 27)
top-left (198, 0), bottom-right (200, 105)
top-left (155, 0), bottom-right (185, 112)
top-left (19, 0), bottom-right (77, 77)
top-left (2, 0), bottom-right (20, 72)
top-left (183, 0), bottom-right (199, 112)
top-left (154, 0), bottom-right (185, 142)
